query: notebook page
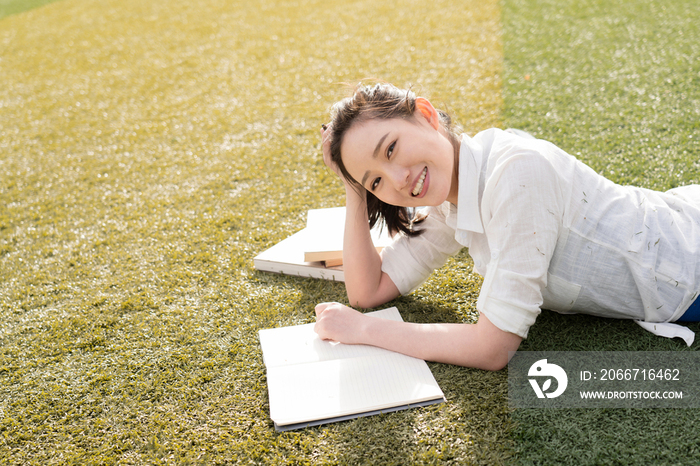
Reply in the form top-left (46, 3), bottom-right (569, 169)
top-left (259, 308), bottom-right (403, 368)
top-left (267, 351), bottom-right (445, 426)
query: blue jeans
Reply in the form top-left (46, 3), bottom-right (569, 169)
top-left (676, 295), bottom-right (700, 322)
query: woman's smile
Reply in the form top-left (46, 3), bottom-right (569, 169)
top-left (411, 167), bottom-right (428, 197)
top-left (340, 99), bottom-right (458, 208)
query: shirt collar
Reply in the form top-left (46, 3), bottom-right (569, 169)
top-left (450, 133), bottom-right (484, 234)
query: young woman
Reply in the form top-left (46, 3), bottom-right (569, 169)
top-left (313, 83), bottom-right (700, 370)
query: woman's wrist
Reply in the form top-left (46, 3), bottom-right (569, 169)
top-left (356, 312), bottom-right (380, 346)
top-left (344, 184), bottom-right (367, 207)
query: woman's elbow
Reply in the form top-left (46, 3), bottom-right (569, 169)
top-left (471, 315), bottom-right (522, 371)
top-left (346, 280), bottom-right (399, 309)
top-left (347, 291), bottom-right (385, 310)
top-left (480, 350), bottom-right (512, 371)
top-left (450, 346), bottom-right (510, 371)
top-left (475, 331), bottom-right (522, 371)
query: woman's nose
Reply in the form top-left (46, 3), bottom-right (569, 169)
top-left (388, 165), bottom-right (410, 190)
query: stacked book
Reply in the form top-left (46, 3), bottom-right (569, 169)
top-left (253, 207), bottom-right (393, 282)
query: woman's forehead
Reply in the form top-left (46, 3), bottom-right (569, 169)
top-left (342, 120), bottom-right (391, 161)
top-left (342, 117), bottom-right (409, 151)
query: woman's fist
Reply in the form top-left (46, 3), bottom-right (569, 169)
top-left (314, 302), bottom-right (368, 345)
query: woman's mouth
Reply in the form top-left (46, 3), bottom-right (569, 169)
top-left (411, 167), bottom-right (428, 197)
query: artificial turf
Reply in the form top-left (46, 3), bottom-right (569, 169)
top-left (503, 0), bottom-right (700, 464)
top-left (2, 0), bottom-right (699, 464)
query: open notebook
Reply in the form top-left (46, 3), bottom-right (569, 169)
top-left (258, 308), bottom-right (445, 431)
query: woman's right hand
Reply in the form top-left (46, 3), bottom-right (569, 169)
top-left (321, 124), bottom-right (345, 181)
top-left (321, 124), bottom-right (367, 204)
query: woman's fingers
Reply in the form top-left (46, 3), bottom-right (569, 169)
top-left (314, 302), bottom-right (346, 340)
top-left (313, 303), bottom-right (368, 345)
top-left (314, 302), bottom-right (337, 340)
top-left (315, 302), bottom-right (333, 317)
top-left (321, 127), bottom-right (332, 163)
top-left (320, 123), bottom-right (331, 146)
top-left (320, 124), bottom-right (343, 179)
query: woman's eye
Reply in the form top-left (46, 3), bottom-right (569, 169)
top-left (387, 141), bottom-right (396, 159)
top-left (371, 177), bottom-right (381, 191)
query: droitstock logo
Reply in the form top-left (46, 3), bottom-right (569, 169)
top-left (528, 359), bottom-right (568, 399)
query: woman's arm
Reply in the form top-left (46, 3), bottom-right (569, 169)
top-left (341, 186), bottom-right (400, 308)
top-left (321, 126), bottom-right (400, 308)
top-left (314, 302), bottom-right (522, 370)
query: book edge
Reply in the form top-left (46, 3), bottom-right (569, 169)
top-left (273, 397), bottom-right (446, 431)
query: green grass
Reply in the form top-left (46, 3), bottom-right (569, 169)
top-left (503, 0), bottom-right (700, 190)
top-left (502, 0), bottom-right (700, 464)
top-left (0, 0), bottom-right (510, 463)
top-left (0, 0), bottom-right (61, 19)
top-left (3, 0), bottom-right (698, 463)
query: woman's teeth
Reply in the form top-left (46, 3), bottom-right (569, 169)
top-left (412, 167), bottom-right (427, 196)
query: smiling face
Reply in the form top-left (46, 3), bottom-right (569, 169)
top-left (340, 98), bottom-right (459, 208)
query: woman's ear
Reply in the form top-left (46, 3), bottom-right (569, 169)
top-left (415, 97), bottom-right (440, 130)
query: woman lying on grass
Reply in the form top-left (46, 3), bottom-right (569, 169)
top-left (313, 82), bottom-right (700, 370)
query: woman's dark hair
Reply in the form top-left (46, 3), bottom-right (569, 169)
top-left (328, 83), bottom-right (461, 237)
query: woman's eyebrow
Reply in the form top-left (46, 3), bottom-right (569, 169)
top-left (373, 133), bottom-right (389, 159)
top-left (361, 133), bottom-right (389, 187)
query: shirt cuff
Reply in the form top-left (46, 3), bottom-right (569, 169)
top-left (478, 296), bottom-right (540, 339)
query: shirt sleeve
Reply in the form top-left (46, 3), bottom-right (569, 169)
top-left (381, 206), bottom-right (464, 295)
top-left (477, 150), bottom-right (564, 338)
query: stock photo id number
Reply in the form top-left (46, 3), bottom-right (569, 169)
top-left (509, 352), bottom-right (700, 408)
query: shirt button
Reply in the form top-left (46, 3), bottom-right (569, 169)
top-left (491, 249), bottom-right (499, 260)
top-left (474, 259), bottom-right (482, 268)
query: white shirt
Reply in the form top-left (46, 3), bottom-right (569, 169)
top-left (381, 129), bottom-right (700, 344)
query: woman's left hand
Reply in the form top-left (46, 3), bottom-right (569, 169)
top-left (314, 302), bottom-right (369, 345)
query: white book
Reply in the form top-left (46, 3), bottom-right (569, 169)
top-left (303, 207), bottom-right (393, 264)
top-left (258, 307), bottom-right (446, 431)
top-left (253, 227), bottom-right (345, 281)
top-left (253, 207), bottom-right (394, 279)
